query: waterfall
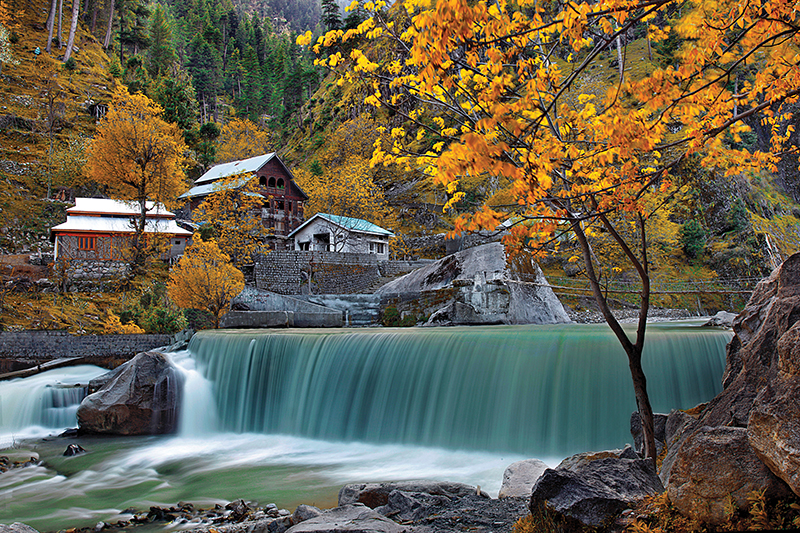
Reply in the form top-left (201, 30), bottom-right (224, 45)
top-left (188, 323), bottom-right (730, 456)
top-left (0, 365), bottom-right (108, 447)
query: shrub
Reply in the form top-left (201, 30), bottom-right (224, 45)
top-left (679, 219), bottom-right (706, 258)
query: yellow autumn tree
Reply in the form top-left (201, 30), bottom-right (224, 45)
top-left (301, 0), bottom-right (800, 461)
top-left (194, 173), bottom-right (272, 267)
top-left (167, 236), bottom-right (244, 328)
top-left (215, 118), bottom-right (271, 163)
top-left (85, 87), bottom-right (188, 267)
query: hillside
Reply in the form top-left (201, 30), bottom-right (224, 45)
top-left (1, 0), bottom-right (800, 328)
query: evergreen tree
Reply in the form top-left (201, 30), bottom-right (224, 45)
top-left (146, 5), bottom-right (176, 77)
top-left (321, 0), bottom-right (340, 30)
top-left (188, 33), bottom-right (221, 122)
top-left (151, 68), bottom-right (198, 132)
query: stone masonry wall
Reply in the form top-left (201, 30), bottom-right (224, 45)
top-left (255, 251), bottom-right (381, 295)
top-left (255, 253), bottom-right (433, 295)
top-left (0, 330), bottom-right (172, 371)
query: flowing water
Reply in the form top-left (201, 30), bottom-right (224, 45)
top-left (0, 322), bottom-right (731, 531)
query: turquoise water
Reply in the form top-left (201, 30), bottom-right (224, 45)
top-left (188, 323), bottom-right (730, 455)
top-left (0, 322), bottom-right (730, 531)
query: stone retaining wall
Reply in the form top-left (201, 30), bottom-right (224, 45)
top-left (0, 330), bottom-right (172, 371)
top-left (255, 252), bottom-right (432, 295)
top-left (255, 251), bottom-right (380, 295)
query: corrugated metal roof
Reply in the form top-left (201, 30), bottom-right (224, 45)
top-left (52, 216), bottom-right (192, 235)
top-left (68, 197), bottom-right (177, 217)
top-left (178, 175), bottom-right (251, 200)
top-left (194, 153), bottom-right (276, 185)
top-left (288, 213), bottom-right (394, 238)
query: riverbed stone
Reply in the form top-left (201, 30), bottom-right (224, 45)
top-left (285, 504), bottom-right (404, 533)
top-left (530, 454), bottom-right (663, 528)
top-left (498, 459), bottom-right (549, 499)
top-left (77, 351), bottom-right (183, 435)
top-left (0, 524), bottom-right (39, 533)
top-left (339, 481), bottom-right (487, 508)
top-left (667, 426), bottom-right (792, 524)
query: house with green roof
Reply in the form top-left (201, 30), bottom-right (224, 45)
top-left (287, 213), bottom-right (394, 259)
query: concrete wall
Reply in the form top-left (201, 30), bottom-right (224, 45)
top-left (0, 330), bottom-right (173, 371)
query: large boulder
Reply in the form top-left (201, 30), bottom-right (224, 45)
top-left (659, 255), bottom-right (800, 495)
top-left (748, 325), bottom-right (800, 494)
top-left (529, 453), bottom-right (663, 528)
top-left (77, 351), bottom-right (183, 435)
top-left (666, 426), bottom-right (792, 524)
top-left (284, 504), bottom-right (404, 533)
top-left (498, 459), bottom-right (549, 499)
top-left (375, 242), bottom-right (571, 325)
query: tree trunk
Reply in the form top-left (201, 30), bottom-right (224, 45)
top-left (58, 0), bottom-right (63, 48)
top-left (90, 3), bottom-right (97, 33)
top-left (63, 0), bottom-right (80, 62)
top-left (571, 216), bottom-right (658, 465)
top-left (45, 0), bottom-right (57, 50)
top-left (103, 0), bottom-right (113, 49)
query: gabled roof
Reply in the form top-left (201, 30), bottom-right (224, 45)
top-left (178, 175), bottom-right (251, 200)
top-left (52, 216), bottom-right (192, 236)
top-left (179, 153), bottom-right (309, 201)
top-left (51, 198), bottom-right (191, 237)
top-left (67, 197), bottom-right (177, 218)
top-left (287, 213), bottom-right (394, 239)
top-left (195, 153), bottom-right (277, 185)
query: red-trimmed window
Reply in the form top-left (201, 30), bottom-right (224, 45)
top-left (77, 236), bottom-right (96, 251)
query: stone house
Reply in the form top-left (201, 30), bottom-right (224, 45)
top-left (288, 213), bottom-right (394, 260)
top-left (50, 197), bottom-right (192, 282)
top-left (179, 153), bottom-right (308, 250)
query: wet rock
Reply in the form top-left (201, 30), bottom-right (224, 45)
top-left (374, 490), bottom-right (451, 522)
top-left (284, 504), bottom-right (404, 533)
top-left (77, 351), bottom-right (183, 435)
top-left (631, 412), bottom-right (668, 457)
top-left (0, 524), bottom-right (39, 533)
top-left (338, 480), bottom-right (487, 508)
top-left (667, 426), bottom-right (792, 524)
top-left (63, 444), bottom-right (86, 456)
top-left (530, 454), bottom-right (663, 528)
top-left (293, 505), bottom-right (322, 524)
top-left (498, 459), bottom-right (549, 499)
top-left (226, 500), bottom-right (251, 522)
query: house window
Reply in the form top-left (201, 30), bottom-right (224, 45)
top-left (276, 221), bottom-right (284, 232)
top-left (259, 176), bottom-right (267, 186)
top-left (276, 200), bottom-right (285, 211)
top-left (277, 178), bottom-right (285, 189)
top-left (299, 241), bottom-right (310, 251)
top-left (369, 242), bottom-right (375, 252)
top-left (77, 236), bottom-right (96, 251)
top-left (174, 239), bottom-right (183, 245)
top-left (268, 177), bottom-right (276, 187)
top-left (377, 243), bottom-right (385, 254)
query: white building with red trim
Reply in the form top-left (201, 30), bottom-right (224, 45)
top-left (51, 198), bottom-right (191, 263)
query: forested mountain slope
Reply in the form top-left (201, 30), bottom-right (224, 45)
top-left (1, 0), bottom-right (800, 316)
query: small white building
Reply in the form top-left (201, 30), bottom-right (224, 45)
top-left (288, 213), bottom-right (393, 260)
top-left (51, 198), bottom-right (192, 262)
